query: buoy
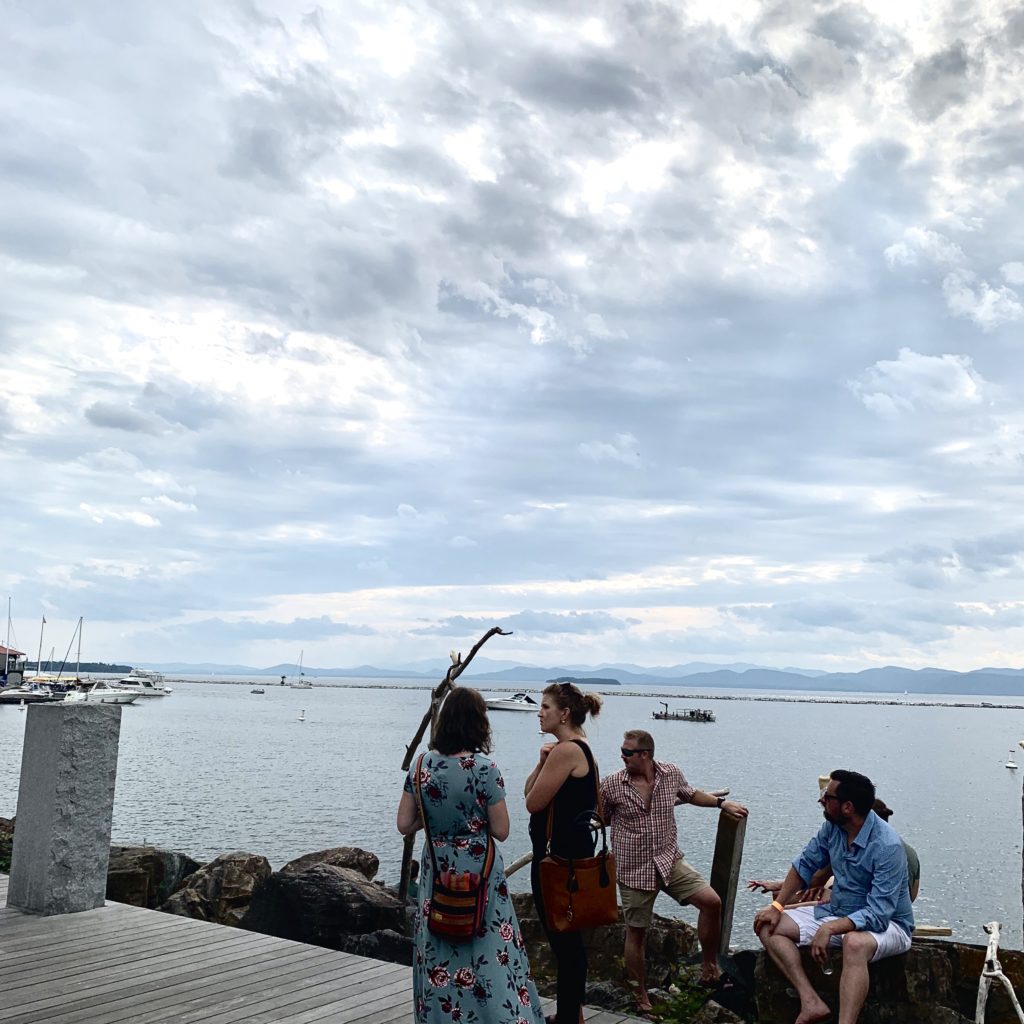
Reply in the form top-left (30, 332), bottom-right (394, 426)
top-left (298, 709), bottom-right (305, 722)
top-left (1006, 748), bottom-right (1018, 770)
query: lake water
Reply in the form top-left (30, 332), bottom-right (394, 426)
top-left (1, 678), bottom-right (1021, 951)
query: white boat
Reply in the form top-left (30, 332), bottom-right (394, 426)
top-left (484, 693), bottom-right (538, 712)
top-left (251, 687), bottom-right (265, 695)
top-left (64, 681), bottom-right (139, 705)
top-left (110, 669), bottom-right (173, 697)
top-left (288, 650), bottom-right (313, 689)
top-left (0, 684), bottom-right (60, 705)
top-left (1006, 749), bottom-right (1019, 770)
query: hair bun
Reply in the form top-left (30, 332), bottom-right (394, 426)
top-left (583, 692), bottom-right (603, 717)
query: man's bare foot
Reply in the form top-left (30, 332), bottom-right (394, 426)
top-left (699, 963), bottom-right (721, 985)
top-left (634, 995), bottom-right (653, 1013)
top-left (793, 997), bottom-right (831, 1024)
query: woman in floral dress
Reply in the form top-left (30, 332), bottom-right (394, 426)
top-left (397, 687), bottom-right (546, 1024)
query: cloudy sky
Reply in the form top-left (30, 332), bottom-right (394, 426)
top-left (3, 0), bottom-right (1024, 672)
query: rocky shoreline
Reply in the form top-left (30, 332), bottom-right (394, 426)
top-left (2, 816), bottom-right (1022, 1023)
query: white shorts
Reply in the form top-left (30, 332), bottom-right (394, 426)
top-left (783, 905), bottom-right (912, 962)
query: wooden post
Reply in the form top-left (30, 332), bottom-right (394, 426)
top-left (709, 811), bottom-right (747, 954)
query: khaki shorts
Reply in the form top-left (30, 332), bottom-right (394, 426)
top-left (784, 905), bottom-right (913, 962)
top-left (620, 857), bottom-right (709, 929)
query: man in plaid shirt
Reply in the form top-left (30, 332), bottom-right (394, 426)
top-left (601, 729), bottom-right (748, 1010)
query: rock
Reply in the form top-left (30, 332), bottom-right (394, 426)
top-left (159, 852), bottom-right (272, 926)
top-left (0, 816), bottom-right (13, 873)
top-left (583, 980), bottom-right (632, 1011)
top-left (106, 846), bottom-right (202, 909)
top-left (240, 863), bottom-right (405, 948)
top-left (280, 846), bottom-right (379, 880)
top-left (333, 928), bottom-right (413, 965)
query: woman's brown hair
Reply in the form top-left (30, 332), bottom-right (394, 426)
top-left (542, 681), bottom-right (603, 727)
top-left (432, 686), bottom-right (493, 755)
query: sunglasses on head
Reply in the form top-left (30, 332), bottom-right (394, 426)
top-left (620, 747), bottom-right (651, 757)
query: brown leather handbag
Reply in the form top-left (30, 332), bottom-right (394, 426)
top-left (538, 747), bottom-right (619, 932)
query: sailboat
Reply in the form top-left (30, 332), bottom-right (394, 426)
top-left (288, 650), bottom-right (312, 689)
top-left (1006, 748), bottom-right (1019, 770)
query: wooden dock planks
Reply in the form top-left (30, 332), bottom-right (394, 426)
top-left (0, 875), bottom-right (650, 1024)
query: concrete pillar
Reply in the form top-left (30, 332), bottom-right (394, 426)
top-left (709, 811), bottom-right (747, 954)
top-left (6, 702), bottom-right (122, 915)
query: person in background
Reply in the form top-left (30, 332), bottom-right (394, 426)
top-left (753, 770), bottom-right (914, 1024)
top-left (397, 687), bottom-right (545, 1024)
top-left (524, 682), bottom-right (604, 1024)
top-left (601, 729), bottom-right (748, 1012)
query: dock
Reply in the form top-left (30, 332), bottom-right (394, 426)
top-left (0, 875), bottom-right (647, 1024)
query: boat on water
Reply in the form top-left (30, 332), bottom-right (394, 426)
top-left (652, 702), bottom-right (716, 723)
top-left (288, 650), bottom-right (313, 689)
top-left (111, 669), bottom-right (173, 697)
top-left (0, 683), bottom-right (62, 705)
top-left (251, 687), bottom-right (265, 694)
top-left (64, 681), bottom-right (139, 705)
top-left (1006, 748), bottom-right (1019, 770)
top-left (484, 693), bottom-right (538, 712)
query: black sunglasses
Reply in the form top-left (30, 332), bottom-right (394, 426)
top-left (620, 748), bottom-right (651, 757)
top-left (819, 793), bottom-right (841, 805)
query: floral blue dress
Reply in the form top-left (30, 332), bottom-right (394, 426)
top-left (405, 750), bottom-right (546, 1024)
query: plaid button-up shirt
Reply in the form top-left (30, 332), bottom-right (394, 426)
top-left (600, 761), bottom-right (694, 891)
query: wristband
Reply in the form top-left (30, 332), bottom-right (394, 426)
top-left (716, 795), bottom-right (725, 809)
top-left (771, 900), bottom-right (785, 913)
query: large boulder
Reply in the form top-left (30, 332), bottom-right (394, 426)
top-left (333, 928), bottom-right (413, 965)
top-left (159, 852), bottom-right (272, 926)
top-left (280, 847), bottom-right (379, 880)
top-left (240, 863), bottom-right (405, 948)
top-left (106, 845), bottom-right (201, 909)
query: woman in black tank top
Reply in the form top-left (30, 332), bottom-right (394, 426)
top-left (523, 682), bottom-right (604, 1024)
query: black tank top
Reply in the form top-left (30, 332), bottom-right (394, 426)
top-left (529, 739), bottom-right (599, 860)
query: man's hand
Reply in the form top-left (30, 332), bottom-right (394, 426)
top-left (722, 800), bottom-right (748, 819)
top-left (752, 903), bottom-right (782, 938)
top-left (747, 879), bottom-right (783, 895)
top-left (809, 920), bottom-right (836, 964)
top-left (796, 884), bottom-right (830, 903)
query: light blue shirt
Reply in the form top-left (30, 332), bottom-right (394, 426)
top-left (793, 810), bottom-right (914, 937)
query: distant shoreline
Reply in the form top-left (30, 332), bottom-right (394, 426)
top-left (161, 677), bottom-right (1024, 710)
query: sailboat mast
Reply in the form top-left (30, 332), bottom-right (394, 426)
top-left (75, 617), bottom-right (83, 681)
top-left (36, 616), bottom-right (45, 675)
top-left (4, 597), bottom-right (10, 677)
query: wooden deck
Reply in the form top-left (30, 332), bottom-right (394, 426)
top-left (0, 875), bottom-right (646, 1024)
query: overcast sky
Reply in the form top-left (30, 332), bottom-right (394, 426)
top-left (3, 0), bottom-right (1024, 672)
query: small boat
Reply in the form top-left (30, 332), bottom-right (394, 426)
top-left (288, 650), bottom-right (313, 689)
top-left (111, 669), bottom-right (173, 697)
top-left (484, 693), bottom-right (538, 712)
top-left (64, 681), bottom-right (139, 705)
top-left (652, 702), bottom-right (716, 723)
top-left (298, 708), bottom-right (306, 721)
top-left (0, 684), bottom-right (62, 705)
top-left (1007, 749), bottom-right (1019, 770)
top-left (251, 687), bottom-right (265, 695)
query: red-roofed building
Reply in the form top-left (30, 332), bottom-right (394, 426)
top-left (2, 643), bottom-right (26, 685)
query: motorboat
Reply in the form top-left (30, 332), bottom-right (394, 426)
top-left (0, 684), bottom-right (61, 705)
top-left (64, 682), bottom-right (139, 705)
top-left (652, 702), bottom-right (716, 723)
top-left (110, 669), bottom-right (173, 697)
top-left (251, 687), bottom-right (265, 694)
top-left (484, 693), bottom-right (538, 712)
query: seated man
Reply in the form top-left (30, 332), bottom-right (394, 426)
top-left (753, 770), bottom-right (914, 1024)
top-left (748, 796), bottom-right (920, 904)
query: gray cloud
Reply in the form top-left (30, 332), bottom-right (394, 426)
top-left (907, 42), bottom-right (972, 123)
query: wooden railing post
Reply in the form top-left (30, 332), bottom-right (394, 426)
top-left (709, 811), bottom-right (747, 954)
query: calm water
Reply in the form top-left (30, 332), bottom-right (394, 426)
top-left (1, 679), bottom-right (1021, 950)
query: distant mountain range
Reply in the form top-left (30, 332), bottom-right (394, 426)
top-left (136, 658), bottom-right (1024, 696)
